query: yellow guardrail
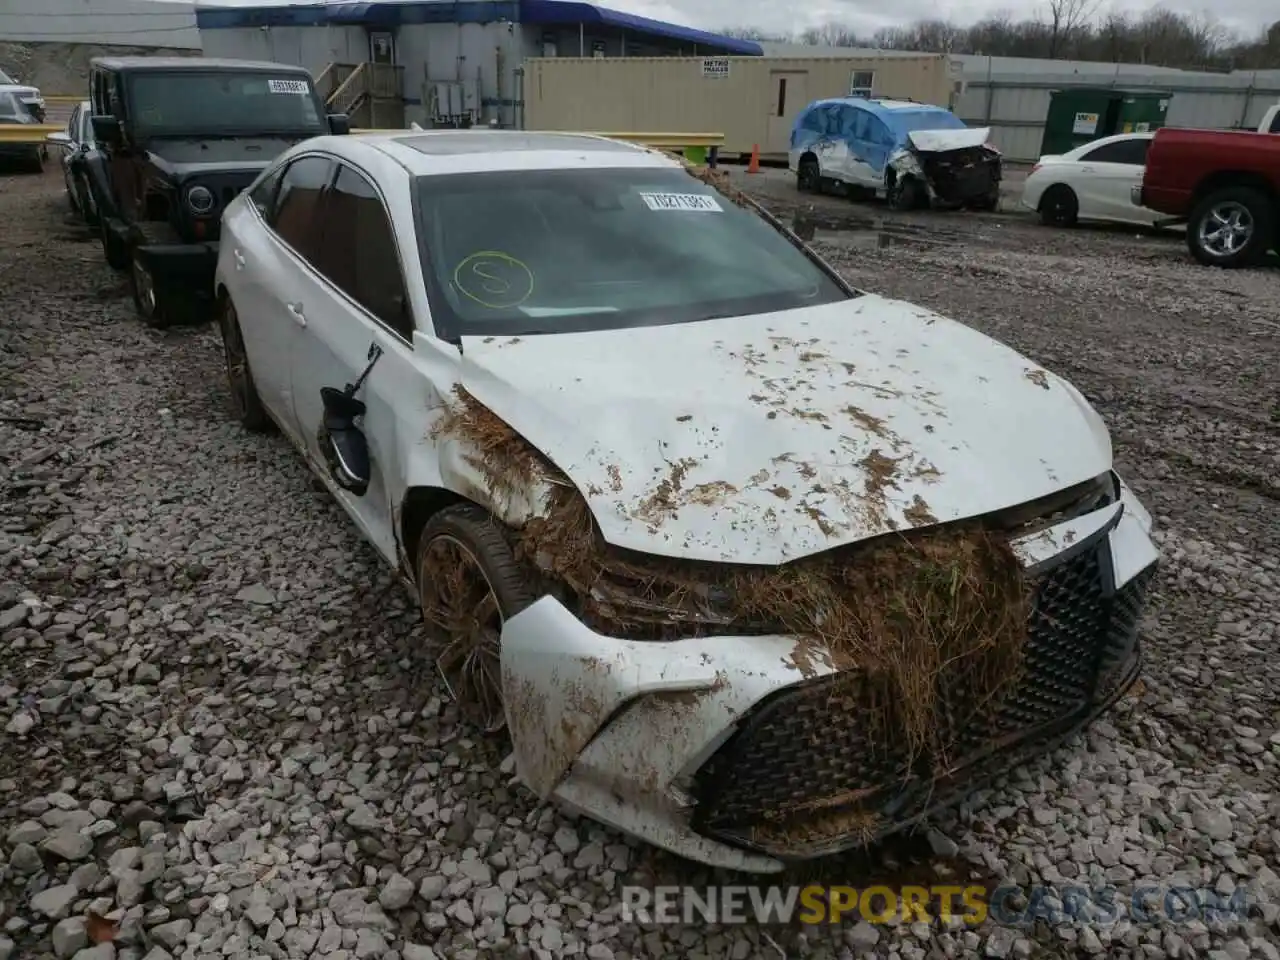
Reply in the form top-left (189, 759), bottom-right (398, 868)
top-left (0, 124), bottom-right (66, 144)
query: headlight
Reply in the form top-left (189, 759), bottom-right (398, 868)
top-left (186, 185), bottom-right (215, 216)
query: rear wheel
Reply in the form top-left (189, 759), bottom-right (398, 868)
top-left (1186, 186), bottom-right (1273, 268)
top-left (415, 504), bottom-right (535, 733)
top-left (219, 297), bottom-right (271, 432)
top-left (1039, 185), bottom-right (1078, 227)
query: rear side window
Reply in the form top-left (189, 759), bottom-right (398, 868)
top-left (315, 164), bottom-right (413, 341)
top-left (270, 156), bottom-right (334, 261)
top-left (1081, 138), bottom-right (1150, 165)
top-left (1269, 112), bottom-right (1280, 134)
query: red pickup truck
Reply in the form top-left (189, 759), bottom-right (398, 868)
top-left (1134, 127), bottom-right (1280, 268)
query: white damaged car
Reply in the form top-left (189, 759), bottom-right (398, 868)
top-left (214, 130), bottom-right (1159, 873)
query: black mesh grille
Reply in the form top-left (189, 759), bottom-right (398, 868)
top-left (693, 540), bottom-right (1151, 857)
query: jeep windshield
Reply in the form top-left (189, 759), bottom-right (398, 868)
top-left (127, 71), bottom-right (327, 139)
top-left (414, 167), bottom-right (854, 338)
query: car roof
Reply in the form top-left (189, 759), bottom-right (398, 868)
top-left (1067, 132), bottom-right (1154, 154)
top-left (803, 96), bottom-right (948, 119)
top-left (91, 56), bottom-right (313, 75)
top-left (314, 130), bottom-right (687, 177)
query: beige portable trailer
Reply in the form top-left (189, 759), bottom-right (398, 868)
top-left (522, 54), bottom-right (963, 160)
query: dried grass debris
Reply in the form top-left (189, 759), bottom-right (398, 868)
top-left (434, 386), bottom-right (1033, 783)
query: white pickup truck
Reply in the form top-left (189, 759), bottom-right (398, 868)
top-left (1260, 103), bottom-right (1280, 133)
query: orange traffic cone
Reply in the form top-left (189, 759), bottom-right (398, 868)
top-left (746, 143), bottom-right (760, 174)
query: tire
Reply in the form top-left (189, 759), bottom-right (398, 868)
top-left (971, 190), bottom-right (1000, 212)
top-left (888, 176), bottom-right (924, 212)
top-left (1186, 186), bottom-right (1273, 269)
top-left (1039, 185), bottom-right (1078, 227)
top-left (415, 503), bottom-right (536, 733)
top-left (219, 297), bottom-right (271, 433)
top-left (100, 220), bottom-right (129, 271)
top-left (797, 156), bottom-right (820, 194)
top-left (130, 247), bottom-right (172, 329)
top-left (25, 150), bottom-right (44, 175)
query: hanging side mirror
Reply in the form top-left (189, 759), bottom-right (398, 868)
top-left (319, 386), bottom-right (370, 495)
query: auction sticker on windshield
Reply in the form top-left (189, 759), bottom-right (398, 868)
top-left (639, 192), bottom-right (722, 212)
top-left (268, 79), bottom-right (310, 95)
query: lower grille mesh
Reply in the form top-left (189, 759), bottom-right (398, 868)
top-left (693, 541), bottom-right (1151, 856)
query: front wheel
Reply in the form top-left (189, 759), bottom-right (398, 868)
top-left (220, 298), bottom-right (271, 432)
top-left (130, 249), bottom-right (171, 329)
top-left (1186, 186), bottom-right (1273, 268)
top-left (797, 156), bottom-right (820, 194)
top-left (415, 504), bottom-right (535, 733)
top-left (888, 176), bottom-right (924, 211)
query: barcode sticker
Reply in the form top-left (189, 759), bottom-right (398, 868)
top-left (639, 192), bottom-right (722, 212)
top-left (267, 79), bottom-right (309, 95)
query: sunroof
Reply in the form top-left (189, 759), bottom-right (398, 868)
top-left (393, 132), bottom-right (640, 155)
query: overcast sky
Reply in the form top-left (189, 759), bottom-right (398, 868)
top-left (189, 0), bottom-right (1272, 42)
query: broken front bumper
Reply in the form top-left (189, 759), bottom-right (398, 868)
top-left (500, 480), bottom-right (1159, 873)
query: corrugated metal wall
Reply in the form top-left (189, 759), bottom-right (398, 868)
top-left (198, 25), bottom-right (366, 76)
top-left (523, 55), bottom-right (957, 156)
top-left (955, 58), bottom-right (1280, 161)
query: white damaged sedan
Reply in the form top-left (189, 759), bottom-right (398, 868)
top-left (214, 130), bottom-right (1160, 873)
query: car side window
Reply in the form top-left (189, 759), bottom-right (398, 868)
top-left (1268, 112), bottom-right (1280, 133)
top-left (270, 156), bottom-right (334, 262)
top-left (1080, 139), bottom-right (1149, 165)
top-left (249, 166), bottom-right (287, 221)
top-left (314, 163), bottom-right (414, 342)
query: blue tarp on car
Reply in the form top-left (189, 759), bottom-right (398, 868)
top-left (790, 98), bottom-right (970, 177)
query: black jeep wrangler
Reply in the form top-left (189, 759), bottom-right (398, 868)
top-left (85, 56), bottom-right (349, 327)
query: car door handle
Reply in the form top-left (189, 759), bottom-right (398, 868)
top-left (233, 249), bottom-right (245, 269)
top-left (286, 302), bottom-right (306, 328)
top-left (1080, 166), bottom-right (1096, 173)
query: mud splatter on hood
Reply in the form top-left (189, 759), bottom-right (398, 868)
top-left (456, 295), bottom-right (1112, 565)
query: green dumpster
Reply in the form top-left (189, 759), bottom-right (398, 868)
top-left (1040, 88), bottom-right (1172, 156)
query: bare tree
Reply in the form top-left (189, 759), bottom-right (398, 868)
top-left (1045, 0), bottom-right (1097, 58)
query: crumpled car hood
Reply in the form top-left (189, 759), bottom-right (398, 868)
top-left (456, 296), bottom-right (1112, 565)
top-left (907, 127), bottom-right (992, 153)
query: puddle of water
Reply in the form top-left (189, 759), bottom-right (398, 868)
top-left (791, 210), bottom-right (969, 250)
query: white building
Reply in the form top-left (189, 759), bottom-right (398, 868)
top-left (196, 0), bottom-right (763, 129)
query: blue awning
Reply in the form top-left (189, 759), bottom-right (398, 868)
top-left (519, 1), bottom-right (762, 55)
top-left (195, 0), bottom-right (764, 55)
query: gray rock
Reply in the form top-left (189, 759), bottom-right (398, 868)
top-left (378, 873), bottom-right (415, 911)
top-left (31, 883), bottom-right (80, 920)
top-left (71, 946), bottom-right (115, 960)
top-left (52, 917), bottom-right (89, 958)
top-left (9, 841), bottom-right (43, 873)
top-left (848, 921), bottom-right (880, 950)
top-left (150, 919), bottom-right (191, 948)
top-left (354, 928), bottom-right (391, 959)
top-left (0, 935), bottom-right (12, 960)
top-left (403, 946), bottom-right (440, 960)
top-left (7, 819), bottom-right (48, 846)
top-left (42, 829), bottom-right (94, 861)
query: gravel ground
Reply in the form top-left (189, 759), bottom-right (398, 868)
top-left (1, 163), bottom-right (1278, 960)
